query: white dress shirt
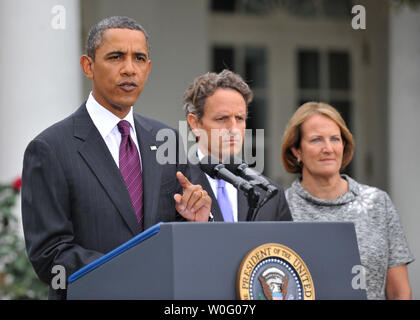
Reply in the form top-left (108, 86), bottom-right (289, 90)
top-left (197, 149), bottom-right (238, 222)
top-left (85, 92), bottom-right (142, 168)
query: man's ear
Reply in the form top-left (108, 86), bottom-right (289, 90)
top-left (187, 113), bottom-right (200, 133)
top-left (145, 59), bottom-right (152, 79)
top-left (80, 55), bottom-right (94, 79)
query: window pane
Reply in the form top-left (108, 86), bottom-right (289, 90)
top-left (286, 0), bottom-right (318, 17)
top-left (245, 47), bottom-right (266, 88)
top-left (298, 98), bottom-right (320, 108)
top-left (239, 0), bottom-right (275, 15)
top-left (247, 97), bottom-right (266, 131)
top-left (211, 0), bottom-right (236, 13)
top-left (323, 0), bottom-right (352, 18)
top-left (245, 98), bottom-right (267, 172)
top-left (212, 46), bottom-right (235, 73)
top-left (328, 51), bottom-right (350, 90)
top-left (330, 100), bottom-right (351, 129)
top-left (298, 50), bottom-right (320, 89)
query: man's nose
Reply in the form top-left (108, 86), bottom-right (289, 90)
top-left (226, 118), bottom-right (240, 131)
top-left (121, 57), bottom-right (136, 76)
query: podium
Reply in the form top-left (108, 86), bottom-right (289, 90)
top-left (67, 222), bottom-right (366, 300)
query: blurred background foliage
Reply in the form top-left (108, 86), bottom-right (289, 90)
top-left (0, 178), bottom-right (48, 299)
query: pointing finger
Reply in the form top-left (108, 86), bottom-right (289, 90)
top-left (176, 171), bottom-right (192, 189)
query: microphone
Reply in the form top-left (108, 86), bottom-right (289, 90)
top-left (235, 163), bottom-right (278, 197)
top-left (223, 157), bottom-right (278, 214)
top-left (200, 156), bottom-right (260, 221)
top-left (222, 156), bottom-right (279, 196)
top-left (199, 157), bottom-right (255, 194)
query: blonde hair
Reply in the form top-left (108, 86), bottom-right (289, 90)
top-left (281, 102), bottom-right (355, 173)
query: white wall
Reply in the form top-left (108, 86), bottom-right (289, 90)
top-left (389, 6), bottom-right (420, 299)
top-left (0, 0), bottom-right (82, 182)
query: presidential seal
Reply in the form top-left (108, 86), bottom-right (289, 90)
top-left (236, 243), bottom-right (315, 300)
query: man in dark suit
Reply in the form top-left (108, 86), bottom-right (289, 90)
top-left (183, 70), bottom-right (292, 222)
top-left (21, 16), bottom-right (211, 299)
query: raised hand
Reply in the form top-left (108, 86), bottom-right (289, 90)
top-left (174, 171), bottom-right (211, 222)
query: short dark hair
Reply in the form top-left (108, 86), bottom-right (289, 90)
top-left (183, 69), bottom-right (253, 121)
top-left (86, 16), bottom-right (151, 60)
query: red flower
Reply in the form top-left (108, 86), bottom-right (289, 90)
top-left (12, 177), bottom-right (22, 192)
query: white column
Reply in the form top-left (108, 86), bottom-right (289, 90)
top-left (0, 0), bottom-right (82, 182)
top-left (389, 6), bottom-right (420, 299)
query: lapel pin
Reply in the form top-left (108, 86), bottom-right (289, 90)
top-left (150, 145), bottom-right (157, 151)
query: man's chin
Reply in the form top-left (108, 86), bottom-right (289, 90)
top-left (110, 92), bottom-right (139, 109)
top-left (110, 100), bottom-right (136, 110)
top-left (210, 149), bottom-right (241, 162)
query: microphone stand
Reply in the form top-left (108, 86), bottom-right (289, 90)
top-left (245, 182), bottom-right (260, 221)
top-left (248, 184), bottom-right (277, 221)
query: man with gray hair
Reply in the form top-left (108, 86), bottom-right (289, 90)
top-left (184, 69), bottom-right (292, 222)
top-left (21, 16), bottom-right (212, 299)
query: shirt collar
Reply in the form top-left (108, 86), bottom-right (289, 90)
top-left (86, 92), bottom-right (136, 138)
top-left (197, 148), bottom-right (217, 183)
top-left (197, 148), bottom-right (206, 161)
top-left (293, 174), bottom-right (359, 206)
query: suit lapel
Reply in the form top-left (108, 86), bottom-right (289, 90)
top-left (133, 114), bottom-right (162, 229)
top-left (237, 190), bottom-right (250, 221)
top-left (74, 105), bottom-right (140, 236)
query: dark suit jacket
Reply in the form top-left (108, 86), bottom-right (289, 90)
top-left (21, 104), bottom-right (186, 299)
top-left (188, 163), bottom-right (292, 222)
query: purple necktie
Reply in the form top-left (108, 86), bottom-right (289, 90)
top-left (217, 179), bottom-right (234, 222)
top-left (118, 120), bottom-right (143, 230)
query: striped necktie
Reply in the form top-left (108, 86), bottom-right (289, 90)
top-left (118, 120), bottom-right (143, 230)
